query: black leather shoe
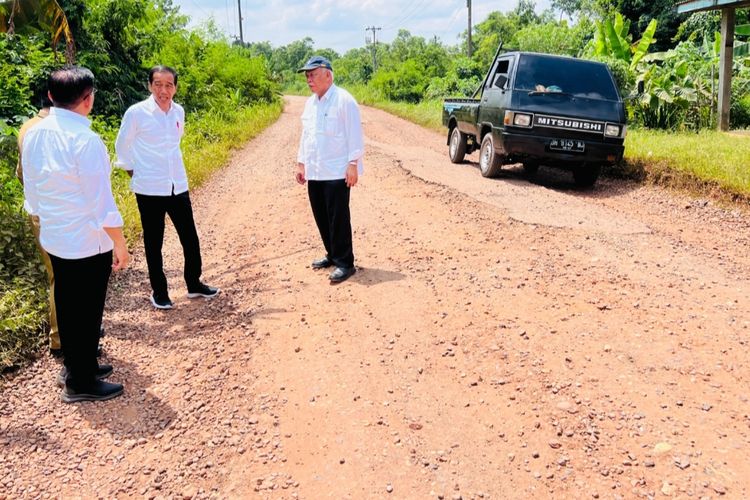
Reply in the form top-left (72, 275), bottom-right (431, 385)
top-left (60, 380), bottom-right (123, 403)
top-left (57, 364), bottom-right (113, 388)
top-left (329, 266), bottom-right (356, 282)
top-left (311, 257), bottom-right (332, 269)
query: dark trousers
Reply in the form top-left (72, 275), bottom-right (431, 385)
top-left (308, 179), bottom-right (354, 268)
top-left (49, 251), bottom-right (112, 389)
top-left (136, 191), bottom-right (203, 296)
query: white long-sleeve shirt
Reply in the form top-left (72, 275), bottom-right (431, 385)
top-left (22, 107), bottom-right (123, 259)
top-left (115, 95), bottom-right (188, 195)
top-left (297, 84), bottom-right (364, 180)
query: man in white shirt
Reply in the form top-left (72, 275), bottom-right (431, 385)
top-left (22, 66), bottom-right (129, 402)
top-left (295, 56), bottom-right (364, 283)
top-left (115, 66), bottom-right (219, 310)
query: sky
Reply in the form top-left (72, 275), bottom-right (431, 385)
top-left (172, 0), bottom-right (554, 54)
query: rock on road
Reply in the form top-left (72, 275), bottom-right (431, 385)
top-left (2, 96), bottom-right (750, 499)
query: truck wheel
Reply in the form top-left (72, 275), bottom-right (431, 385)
top-left (573, 164), bottom-right (601, 187)
top-left (479, 134), bottom-right (502, 178)
top-left (449, 127), bottom-right (467, 163)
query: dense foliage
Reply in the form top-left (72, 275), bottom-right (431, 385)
top-left (1, 0), bottom-right (278, 369)
top-left (255, 0), bottom-right (750, 133)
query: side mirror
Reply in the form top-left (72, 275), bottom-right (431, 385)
top-left (494, 75), bottom-right (508, 89)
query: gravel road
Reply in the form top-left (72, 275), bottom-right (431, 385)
top-left (1, 95), bottom-right (749, 499)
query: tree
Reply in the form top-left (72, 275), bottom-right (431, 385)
top-left (619, 0), bottom-right (685, 51)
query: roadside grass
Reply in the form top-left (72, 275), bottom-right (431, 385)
top-left (349, 85), bottom-right (444, 132)
top-left (0, 100), bottom-right (283, 372)
top-left (617, 129), bottom-right (750, 202)
top-left (348, 92), bottom-right (750, 204)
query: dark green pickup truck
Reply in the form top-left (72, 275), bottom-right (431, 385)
top-left (443, 51), bottom-right (628, 187)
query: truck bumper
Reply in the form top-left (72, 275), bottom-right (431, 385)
top-left (496, 130), bottom-right (624, 167)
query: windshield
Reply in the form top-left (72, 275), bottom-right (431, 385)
top-left (514, 54), bottom-right (619, 101)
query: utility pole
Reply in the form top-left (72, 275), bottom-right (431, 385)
top-left (365, 26), bottom-right (381, 71)
top-left (467, 0), bottom-right (473, 58)
top-left (237, 0), bottom-right (244, 45)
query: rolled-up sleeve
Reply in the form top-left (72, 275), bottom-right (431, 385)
top-left (114, 108), bottom-right (137, 171)
top-left (78, 136), bottom-right (124, 229)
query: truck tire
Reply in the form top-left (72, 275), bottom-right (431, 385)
top-left (573, 164), bottom-right (601, 187)
top-left (449, 127), bottom-right (467, 163)
top-left (479, 134), bottom-right (502, 178)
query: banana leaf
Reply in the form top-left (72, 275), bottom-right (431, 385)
top-left (0, 0), bottom-right (74, 62)
top-left (631, 19), bottom-right (657, 69)
top-left (605, 18), bottom-right (630, 62)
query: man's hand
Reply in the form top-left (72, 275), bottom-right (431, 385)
top-left (112, 241), bottom-right (130, 271)
top-left (295, 162), bottom-right (306, 185)
top-left (104, 227), bottom-right (129, 271)
top-left (345, 163), bottom-right (358, 187)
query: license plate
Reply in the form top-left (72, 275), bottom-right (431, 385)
top-left (549, 139), bottom-right (585, 153)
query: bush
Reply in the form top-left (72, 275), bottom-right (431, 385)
top-left (370, 60), bottom-right (428, 103)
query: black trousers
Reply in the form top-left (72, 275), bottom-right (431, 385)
top-left (136, 191), bottom-right (202, 296)
top-left (49, 251), bottom-right (112, 389)
top-left (307, 179), bottom-right (354, 268)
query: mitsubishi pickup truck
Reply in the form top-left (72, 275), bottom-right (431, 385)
top-left (443, 50), bottom-right (630, 187)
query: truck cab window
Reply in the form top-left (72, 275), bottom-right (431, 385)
top-left (489, 59), bottom-right (510, 89)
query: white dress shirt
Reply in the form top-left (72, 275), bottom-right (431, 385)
top-left (297, 84), bottom-right (364, 181)
top-left (115, 95), bottom-right (188, 195)
top-left (22, 107), bottom-right (123, 259)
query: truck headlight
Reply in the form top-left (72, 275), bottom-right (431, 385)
top-left (605, 124), bottom-right (621, 137)
top-left (513, 113), bottom-right (532, 127)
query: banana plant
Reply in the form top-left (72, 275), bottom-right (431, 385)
top-left (734, 24), bottom-right (750, 57)
top-left (587, 12), bottom-right (658, 70)
top-left (0, 0), bottom-right (74, 62)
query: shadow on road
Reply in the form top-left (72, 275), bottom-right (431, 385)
top-left (463, 160), bottom-right (642, 199)
top-left (350, 267), bottom-right (406, 287)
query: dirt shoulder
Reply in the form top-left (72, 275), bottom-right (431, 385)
top-left (1, 96), bottom-right (749, 499)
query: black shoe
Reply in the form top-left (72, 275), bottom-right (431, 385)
top-left (311, 257), bottom-right (332, 269)
top-left (329, 267), bottom-right (356, 283)
top-left (57, 364), bottom-right (113, 388)
top-left (60, 380), bottom-right (123, 403)
top-left (186, 283), bottom-right (220, 299)
top-left (150, 293), bottom-right (174, 309)
top-left (50, 348), bottom-right (63, 358)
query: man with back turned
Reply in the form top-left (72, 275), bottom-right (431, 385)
top-left (22, 66), bottom-right (129, 402)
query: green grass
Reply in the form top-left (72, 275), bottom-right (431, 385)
top-left (0, 100), bottom-right (283, 372)
top-left (622, 129), bottom-right (750, 200)
top-left (349, 86), bottom-right (444, 132)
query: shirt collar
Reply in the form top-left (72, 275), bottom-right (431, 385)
top-left (146, 94), bottom-right (173, 113)
top-left (48, 106), bottom-right (91, 127)
top-left (317, 84), bottom-right (337, 103)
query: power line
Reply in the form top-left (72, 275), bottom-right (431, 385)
top-left (381, 0), bottom-right (432, 31)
